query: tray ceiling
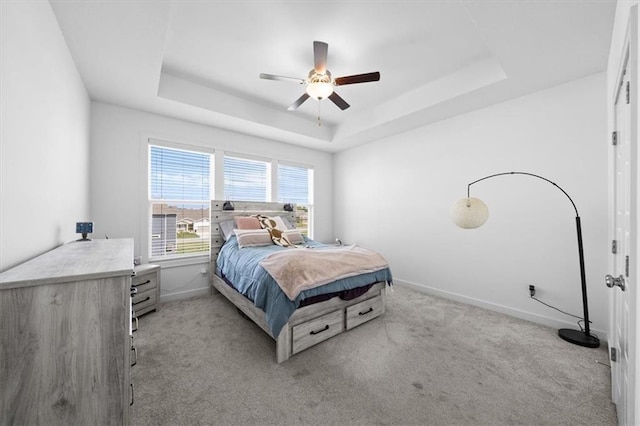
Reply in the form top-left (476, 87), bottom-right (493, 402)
top-left (49, 0), bottom-right (616, 152)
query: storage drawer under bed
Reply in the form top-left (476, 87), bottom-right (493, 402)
top-left (292, 309), bottom-right (344, 355)
top-left (345, 295), bottom-right (384, 330)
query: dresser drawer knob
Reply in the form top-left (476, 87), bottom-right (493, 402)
top-left (309, 324), bottom-right (330, 335)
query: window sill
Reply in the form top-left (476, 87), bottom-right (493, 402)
top-left (149, 254), bottom-right (209, 269)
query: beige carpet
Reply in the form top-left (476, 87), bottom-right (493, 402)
top-left (131, 285), bottom-right (616, 425)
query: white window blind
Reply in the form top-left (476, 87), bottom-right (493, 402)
top-left (277, 164), bottom-right (309, 204)
top-left (278, 163), bottom-right (313, 236)
top-left (224, 155), bottom-right (268, 202)
top-left (149, 145), bottom-right (211, 259)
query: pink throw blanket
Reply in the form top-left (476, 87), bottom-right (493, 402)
top-left (259, 245), bottom-right (389, 300)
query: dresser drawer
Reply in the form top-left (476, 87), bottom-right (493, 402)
top-left (132, 288), bottom-right (157, 312)
top-left (132, 264), bottom-right (160, 317)
top-left (132, 274), bottom-right (157, 294)
top-left (292, 310), bottom-right (344, 355)
top-left (345, 295), bottom-right (384, 330)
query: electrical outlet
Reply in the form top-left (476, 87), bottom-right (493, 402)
top-left (529, 285), bottom-right (536, 297)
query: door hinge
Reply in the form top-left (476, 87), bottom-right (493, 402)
top-left (611, 347), bottom-right (617, 362)
top-left (625, 255), bottom-right (630, 277)
top-left (612, 131), bottom-right (618, 146)
top-left (626, 81), bottom-right (630, 104)
top-left (612, 240), bottom-right (618, 254)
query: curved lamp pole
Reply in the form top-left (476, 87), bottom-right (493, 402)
top-left (451, 172), bottom-right (599, 348)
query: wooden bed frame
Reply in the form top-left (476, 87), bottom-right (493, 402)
top-left (209, 200), bottom-right (387, 363)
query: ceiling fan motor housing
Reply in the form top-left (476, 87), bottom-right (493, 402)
top-left (308, 69), bottom-right (332, 84)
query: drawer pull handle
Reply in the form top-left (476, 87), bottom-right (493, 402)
top-left (131, 346), bottom-right (137, 367)
top-left (310, 325), bottom-right (330, 335)
top-left (133, 296), bottom-right (150, 306)
top-left (132, 316), bottom-right (138, 333)
top-left (130, 383), bottom-right (134, 406)
top-left (133, 279), bottom-right (151, 288)
top-left (359, 307), bottom-right (373, 316)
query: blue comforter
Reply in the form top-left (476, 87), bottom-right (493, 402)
top-left (216, 236), bottom-right (392, 337)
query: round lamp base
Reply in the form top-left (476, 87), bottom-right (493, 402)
top-left (558, 328), bottom-right (600, 348)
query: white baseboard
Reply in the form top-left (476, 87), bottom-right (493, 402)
top-left (392, 278), bottom-right (608, 343)
top-left (160, 286), bottom-right (210, 304)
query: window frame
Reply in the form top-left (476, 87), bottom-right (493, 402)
top-left (147, 141), bottom-right (214, 263)
top-left (142, 138), bottom-right (316, 265)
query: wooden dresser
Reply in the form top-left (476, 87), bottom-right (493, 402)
top-left (0, 239), bottom-right (134, 425)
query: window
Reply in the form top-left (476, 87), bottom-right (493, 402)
top-left (224, 155), bottom-right (269, 202)
top-left (278, 163), bottom-right (313, 236)
top-left (149, 145), bottom-right (211, 259)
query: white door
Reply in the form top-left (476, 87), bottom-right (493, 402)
top-left (609, 11), bottom-right (637, 424)
top-left (611, 52), bottom-right (631, 425)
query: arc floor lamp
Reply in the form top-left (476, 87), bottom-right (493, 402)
top-left (450, 171), bottom-right (600, 348)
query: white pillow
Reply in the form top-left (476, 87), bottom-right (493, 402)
top-left (219, 219), bottom-right (236, 241)
top-left (280, 216), bottom-right (296, 230)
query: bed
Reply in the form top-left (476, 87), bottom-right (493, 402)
top-left (209, 200), bottom-right (392, 363)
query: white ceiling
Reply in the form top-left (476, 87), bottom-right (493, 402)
top-left (49, 0), bottom-right (616, 153)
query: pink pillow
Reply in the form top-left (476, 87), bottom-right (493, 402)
top-left (235, 216), bottom-right (261, 230)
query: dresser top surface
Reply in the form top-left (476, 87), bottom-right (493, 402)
top-left (0, 238), bottom-right (134, 289)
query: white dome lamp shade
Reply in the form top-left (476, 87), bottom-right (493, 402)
top-left (450, 197), bottom-right (489, 229)
top-left (306, 70), bottom-right (334, 100)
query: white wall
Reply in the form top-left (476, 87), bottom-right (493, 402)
top-left (90, 102), bottom-right (333, 301)
top-left (334, 73), bottom-right (609, 337)
top-left (0, 1), bottom-right (91, 271)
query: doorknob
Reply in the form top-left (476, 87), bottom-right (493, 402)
top-left (605, 274), bottom-right (626, 291)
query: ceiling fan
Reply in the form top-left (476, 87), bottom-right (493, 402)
top-left (260, 41), bottom-right (380, 111)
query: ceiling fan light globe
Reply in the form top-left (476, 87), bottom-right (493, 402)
top-left (306, 82), bottom-right (334, 100)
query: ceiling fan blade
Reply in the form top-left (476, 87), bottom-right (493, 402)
top-left (334, 72), bottom-right (381, 86)
top-left (328, 92), bottom-right (350, 110)
top-left (287, 93), bottom-right (310, 111)
top-left (313, 41), bottom-right (328, 73)
top-left (260, 73), bottom-right (305, 84)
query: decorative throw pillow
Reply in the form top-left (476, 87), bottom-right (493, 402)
top-left (282, 229), bottom-right (305, 245)
top-left (235, 216), bottom-right (261, 230)
top-left (234, 229), bottom-right (273, 248)
top-left (254, 215), bottom-right (295, 247)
